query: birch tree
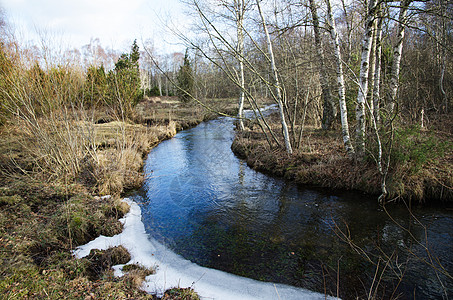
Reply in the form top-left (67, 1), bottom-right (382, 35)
top-left (256, 0), bottom-right (293, 154)
top-left (325, 0), bottom-right (354, 154)
top-left (355, 0), bottom-right (376, 158)
top-left (309, 0), bottom-right (336, 130)
top-left (234, 0), bottom-right (247, 130)
top-left (372, 3), bottom-right (384, 124)
top-left (387, 0), bottom-right (412, 116)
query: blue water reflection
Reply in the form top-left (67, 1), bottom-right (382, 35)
top-left (141, 116), bottom-right (453, 299)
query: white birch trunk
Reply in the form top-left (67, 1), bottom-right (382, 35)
top-left (326, 0), bottom-right (354, 154)
top-left (368, 20), bottom-right (378, 117)
top-left (236, 0), bottom-right (246, 131)
top-left (256, 0), bottom-right (292, 154)
top-left (158, 74), bottom-right (163, 96)
top-left (372, 6), bottom-right (383, 124)
top-left (388, 0), bottom-right (411, 115)
top-left (355, 0), bottom-right (376, 158)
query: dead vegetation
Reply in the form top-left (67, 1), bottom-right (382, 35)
top-left (0, 41), bottom-right (220, 298)
top-left (232, 112), bottom-right (453, 203)
top-left (0, 85), bottom-right (233, 299)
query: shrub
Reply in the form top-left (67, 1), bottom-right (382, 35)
top-left (391, 125), bottom-right (451, 174)
top-left (84, 65), bottom-right (108, 108)
top-left (105, 40), bottom-right (142, 119)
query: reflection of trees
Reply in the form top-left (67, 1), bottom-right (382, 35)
top-left (332, 201), bottom-right (452, 298)
top-left (141, 118), bottom-right (452, 298)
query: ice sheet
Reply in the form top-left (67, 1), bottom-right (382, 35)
top-left (74, 198), bottom-right (337, 300)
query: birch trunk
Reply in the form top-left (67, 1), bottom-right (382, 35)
top-left (236, 0), bottom-right (246, 131)
top-left (309, 0), bottom-right (336, 130)
top-left (256, 0), bottom-right (292, 154)
top-left (388, 0), bottom-right (412, 116)
top-left (326, 0), bottom-right (354, 154)
top-left (372, 5), bottom-right (383, 124)
top-left (368, 19), bottom-right (378, 117)
top-left (158, 74), bottom-right (163, 96)
top-left (355, 0), bottom-right (376, 158)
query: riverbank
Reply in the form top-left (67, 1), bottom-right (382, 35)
top-left (231, 112), bottom-right (453, 204)
top-left (74, 197), bottom-right (330, 300)
top-left (0, 96), bottom-right (238, 299)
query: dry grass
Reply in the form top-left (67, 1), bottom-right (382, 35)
top-left (161, 287), bottom-right (200, 300)
top-left (232, 114), bottom-right (453, 203)
top-left (121, 264), bottom-right (155, 288)
top-left (0, 36), bottom-right (220, 299)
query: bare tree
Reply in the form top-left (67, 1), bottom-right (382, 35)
top-left (355, 0), bottom-right (376, 158)
top-left (308, 0), bottom-right (336, 130)
top-left (325, 0), bottom-right (354, 154)
top-left (387, 0), bottom-right (412, 116)
top-left (256, 0), bottom-right (293, 154)
top-left (372, 3), bottom-right (384, 124)
top-left (233, 0), bottom-right (248, 130)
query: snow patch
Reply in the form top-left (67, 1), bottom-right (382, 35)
top-left (74, 197), bottom-right (337, 300)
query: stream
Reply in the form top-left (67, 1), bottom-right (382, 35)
top-left (141, 114), bottom-right (452, 299)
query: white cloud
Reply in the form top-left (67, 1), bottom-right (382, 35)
top-left (1, 0), bottom-right (186, 53)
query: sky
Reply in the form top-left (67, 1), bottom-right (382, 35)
top-left (0, 0), bottom-right (188, 53)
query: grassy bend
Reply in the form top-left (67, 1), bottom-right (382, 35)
top-left (232, 112), bottom-right (453, 204)
top-left (0, 95), bottom-right (239, 299)
top-left (0, 27), bottom-right (246, 298)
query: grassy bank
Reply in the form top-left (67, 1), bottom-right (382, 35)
top-left (231, 112), bottom-right (453, 204)
top-left (0, 96), bottom-right (236, 299)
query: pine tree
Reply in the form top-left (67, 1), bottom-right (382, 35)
top-left (130, 39), bottom-right (140, 66)
top-left (176, 49), bottom-right (194, 103)
top-left (108, 40), bottom-right (142, 118)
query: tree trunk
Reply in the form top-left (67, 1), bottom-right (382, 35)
top-left (368, 18), bottom-right (378, 118)
top-left (236, 0), bottom-right (246, 131)
top-left (158, 74), bottom-right (163, 96)
top-left (387, 0), bottom-right (412, 116)
top-left (309, 0), bottom-right (336, 130)
top-left (326, 0), bottom-right (354, 154)
top-left (355, 0), bottom-right (376, 158)
top-left (372, 5), bottom-right (383, 124)
top-left (256, 0), bottom-right (292, 154)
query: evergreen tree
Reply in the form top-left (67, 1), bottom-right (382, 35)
top-left (107, 40), bottom-right (142, 118)
top-left (176, 49), bottom-right (194, 103)
top-left (130, 39), bottom-right (140, 66)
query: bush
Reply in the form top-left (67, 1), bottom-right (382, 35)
top-left (105, 40), bottom-right (142, 119)
top-left (391, 125), bottom-right (451, 174)
top-left (84, 65), bottom-right (108, 108)
top-left (145, 86), bottom-right (160, 97)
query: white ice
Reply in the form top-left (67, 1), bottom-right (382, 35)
top-left (74, 198), bottom-right (338, 300)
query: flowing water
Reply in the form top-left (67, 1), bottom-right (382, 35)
top-left (141, 115), bottom-right (452, 299)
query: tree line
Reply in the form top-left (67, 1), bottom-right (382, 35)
top-left (155, 0), bottom-right (451, 202)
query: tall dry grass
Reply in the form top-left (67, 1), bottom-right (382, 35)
top-left (1, 42), bottom-right (86, 182)
top-left (0, 38), bottom-right (173, 195)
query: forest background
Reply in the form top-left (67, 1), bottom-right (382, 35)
top-left (0, 0), bottom-right (452, 299)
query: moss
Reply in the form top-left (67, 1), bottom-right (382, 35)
top-left (52, 194), bottom-right (123, 246)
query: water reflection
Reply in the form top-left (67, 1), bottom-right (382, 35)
top-left (142, 117), bottom-right (453, 299)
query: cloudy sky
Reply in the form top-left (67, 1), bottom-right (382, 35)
top-left (1, 0), bottom-right (187, 53)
